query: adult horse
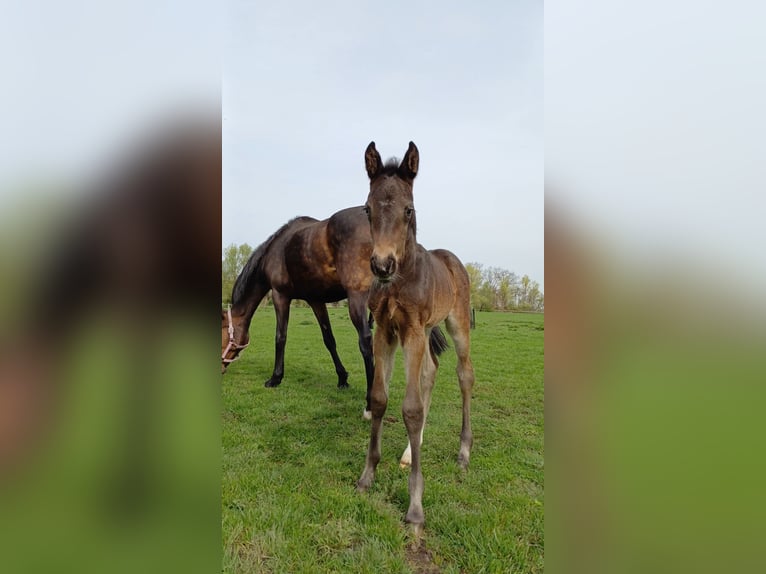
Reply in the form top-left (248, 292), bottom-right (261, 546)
top-left (355, 142), bottom-right (474, 535)
top-left (221, 207), bottom-right (378, 414)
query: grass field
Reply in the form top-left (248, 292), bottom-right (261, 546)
top-left (222, 307), bottom-right (544, 573)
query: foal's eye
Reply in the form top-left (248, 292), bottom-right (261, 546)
top-left (363, 205), bottom-right (371, 220)
top-left (405, 206), bottom-right (414, 218)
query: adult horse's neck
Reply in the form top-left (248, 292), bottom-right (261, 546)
top-left (230, 278), bottom-right (270, 342)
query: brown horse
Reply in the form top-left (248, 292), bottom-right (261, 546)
top-left (221, 207), bottom-right (378, 414)
top-left (222, 207), bottom-right (450, 417)
top-left (355, 142), bottom-right (474, 535)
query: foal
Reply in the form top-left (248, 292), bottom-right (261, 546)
top-left (355, 141), bottom-right (474, 534)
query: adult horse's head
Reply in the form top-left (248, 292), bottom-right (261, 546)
top-left (221, 306), bottom-right (249, 373)
top-left (363, 141), bottom-right (419, 283)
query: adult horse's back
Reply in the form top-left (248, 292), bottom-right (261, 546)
top-left (221, 207), bottom-right (376, 414)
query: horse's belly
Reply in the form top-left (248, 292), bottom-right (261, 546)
top-left (292, 284), bottom-right (346, 303)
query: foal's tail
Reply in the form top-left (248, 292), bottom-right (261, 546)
top-left (429, 326), bottom-right (450, 357)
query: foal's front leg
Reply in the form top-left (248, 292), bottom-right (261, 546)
top-left (401, 330), bottom-right (428, 533)
top-left (400, 341), bottom-right (437, 468)
top-left (356, 327), bottom-right (396, 492)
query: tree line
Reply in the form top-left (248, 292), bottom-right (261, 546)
top-left (464, 263), bottom-right (544, 312)
top-left (222, 244), bottom-right (543, 312)
top-left (222, 243), bottom-right (253, 305)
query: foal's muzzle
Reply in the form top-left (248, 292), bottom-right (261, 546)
top-left (370, 254), bottom-right (397, 281)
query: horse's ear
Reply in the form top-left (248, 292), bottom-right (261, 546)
top-left (365, 142), bottom-right (382, 180)
top-left (399, 141), bottom-right (419, 179)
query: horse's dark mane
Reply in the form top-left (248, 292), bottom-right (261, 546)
top-left (231, 217), bottom-right (308, 306)
top-left (382, 157), bottom-right (400, 176)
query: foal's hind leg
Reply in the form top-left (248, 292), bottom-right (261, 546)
top-left (446, 309), bottom-right (474, 469)
top-left (309, 301), bottom-right (349, 388)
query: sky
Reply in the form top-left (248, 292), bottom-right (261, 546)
top-left (0, 1), bottom-right (219, 189)
top-left (546, 0), bottom-right (766, 296)
top-left (222, 1), bottom-right (543, 288)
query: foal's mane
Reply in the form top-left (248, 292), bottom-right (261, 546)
top-left (231, 216), bottom-right (311, 306)
top-left (381, 157), bottom-right (400, 177)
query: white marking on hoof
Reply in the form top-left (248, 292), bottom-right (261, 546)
top-left (400, 442), bottom-right (412, 468)
top-left (458, 445), bottom-right (471, 469)
top-left (363, 409), bottom-right (372, 420)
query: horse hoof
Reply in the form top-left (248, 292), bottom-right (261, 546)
top-left (400, 443), bottom-right (412, 467)
top-left (406, 521), bottom-right (424, 540)
top-left (362, 409), bottom-right (372, 420)
top-left (264, 378), bottom-right (282, 388)
top-left (337, 381), bottom-right (350, 389)
top-left (404, 508), bottom-right (426, 541)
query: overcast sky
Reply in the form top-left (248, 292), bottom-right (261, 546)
top-left (223, 1), bottom-right (543, 288)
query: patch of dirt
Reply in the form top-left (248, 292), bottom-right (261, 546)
top-left (405, 539), bottom-right (441, 574)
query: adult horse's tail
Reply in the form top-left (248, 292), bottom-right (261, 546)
top-left (429, 326), bottom-right (449, 357)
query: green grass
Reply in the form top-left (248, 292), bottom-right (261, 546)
top-left (222, 308), bottom-right (544, 573)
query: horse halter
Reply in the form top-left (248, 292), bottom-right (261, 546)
top-left (222, 306), bottom-right (248, 365)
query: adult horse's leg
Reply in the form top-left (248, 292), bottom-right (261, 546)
top-left (308, 301), bottom-right (349, 389)
top-left (400, 333), bottom-right (438, 467)
top-left (446, 305), bottom-right (474, 469)
top-left (348, 291), bottom-right (374, 418)
top-left (356, 325), bottom-right (396, 492)
top-left (265, 290), bottom-right (290, 388)
top-left (400, 329), bottom-right (429, 534)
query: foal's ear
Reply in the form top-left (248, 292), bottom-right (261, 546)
top-left (399, 141), bottom-right (419, 179)
top-left (365, 141), bottom-right (382, 179)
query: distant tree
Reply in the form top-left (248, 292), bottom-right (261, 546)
top-left (528, 282), bottom-right (544, 312)
top-left (517, 274), bottom-right (544, 312)
top-left (475, 281), bottom-right (496, 311)
top-left (464, 262), bottom-right (542, 312)
top-left (518, 274), bottom-right (531, 309)
top-left (465, 262), bottom-right (485, 307)
top-left (222, 243), bottom-right (253, 304)
top-left (488, 267), bottom-right (517, 310)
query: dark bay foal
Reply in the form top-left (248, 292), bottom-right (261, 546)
top-left (355, 141), bottom-right (474, 535)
